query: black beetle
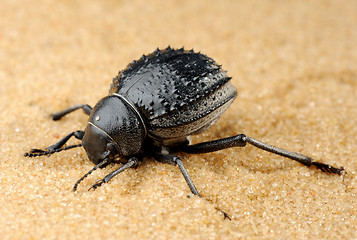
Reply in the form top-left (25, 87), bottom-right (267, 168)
top-left (25, 47), bottom-right (343, 195)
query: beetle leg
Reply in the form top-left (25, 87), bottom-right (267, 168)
top-left (180, 134), bottom-right (247, 154)
top-left (73, 157), bottom-right (110, 192)
top-left (155, 153), bottom-right (201, 197)
top-left (180, 134), bottom-right (344, 175)
top-left (88, 157), bottom-right (140, 191)
top-left (24, 130), bottom-right (84, 157)
top-left (51, 104), bottom-right (92, 120)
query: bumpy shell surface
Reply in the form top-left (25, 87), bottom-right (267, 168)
top-left (109, 47), bottom-right (237, 142)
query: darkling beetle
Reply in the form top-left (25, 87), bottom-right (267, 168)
top-left (25, 47), bottom-right (344, 195)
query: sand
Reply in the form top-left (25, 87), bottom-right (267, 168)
top-left (0, 0), bottom-right (356, 239)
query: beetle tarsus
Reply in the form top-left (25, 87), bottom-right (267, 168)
top-left (24, 144), bottom-right (82, 157)
top-left (24, 149), bottom-right (48, 157)
top-left (215, 208), bottom-right (231, 220)
top-left (311, 162), bottom-right (344, 175)
top-left (244, 136), bottom-right (344, 175)
top-left (88, 179), bottom-right (106, 191)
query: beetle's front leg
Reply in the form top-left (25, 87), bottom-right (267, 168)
top-left (24, 130), bottom-right (84, 157)
top-left (179, 134), bottom-right (344, 175)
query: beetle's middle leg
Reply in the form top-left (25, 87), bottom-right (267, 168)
top-left (51, 104), bottom-right (92, 120)
top-left (154, 152), bottom-right (233, 219)
top-left (154, 153), bottom-right (201, 197)
top-left (179, 134), bottom-right (344, 175)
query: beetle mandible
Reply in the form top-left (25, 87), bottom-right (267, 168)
top-left (25, 47), bottom-right (344, 194)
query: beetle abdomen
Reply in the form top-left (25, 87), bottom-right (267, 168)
top-left (109, 47), bottom-right (237, 140)
top-left (149, 81), bottom-right (236, 141)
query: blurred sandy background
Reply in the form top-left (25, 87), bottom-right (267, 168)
top-left (0, 0), bottom-right (356, 239)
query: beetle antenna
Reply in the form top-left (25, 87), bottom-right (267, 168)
top-left (73, 158), bottom-right (110, 192)
top-left (24, 144), bottom-right (82, 157)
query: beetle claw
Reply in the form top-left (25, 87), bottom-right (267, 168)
top-left (88, 179), bottom-right (106, 191)
top-left (312, 162), bottom-right (345, 175)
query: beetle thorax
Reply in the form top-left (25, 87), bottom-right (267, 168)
top-left (82, 95), bottom-right (146, 164)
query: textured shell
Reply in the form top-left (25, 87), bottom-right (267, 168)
top-left (109, 47), bottom-right (237, 141)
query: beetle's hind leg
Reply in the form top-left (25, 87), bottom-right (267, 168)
top-left (24, 130), bottom-right (84, 157)
top-left (179, 134), bottom-right (344, 175)
top-left (154, 153), bottom-right (201, 197)
top-left (51, 104), bottom-right (92, 120)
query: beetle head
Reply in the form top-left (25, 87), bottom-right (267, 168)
top-left (82, 95), bottom-right (146, 164)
